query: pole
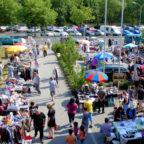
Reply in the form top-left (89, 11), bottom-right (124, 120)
top-left (119, 0), bottom-right (124, 73)
top-left (139, 6), bottom-right (142, 26)
top-left (103, 0), bottom-right (107, 73)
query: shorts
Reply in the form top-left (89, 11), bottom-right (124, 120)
top-left (50, 91), bottom-right (55, 97)
top-left (138, 100), bottom-right (143, 106)
top-left (88, 113), bottom-right (93, 122)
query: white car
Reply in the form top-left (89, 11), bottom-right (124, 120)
top-left (90, 37), bottom-right (104, 43)
top-left (67, 30), bottom-right (82, 36)
top-left (16, 26), bottom-right (28, 32)
top-left (41, 31), bottom-right (55, 36)
top-left (60, 31), bottom-right (69, 36)
top-left (27, 27), bottom-right (41, 33)
top-left (53, 29), bottom-right (62, 36)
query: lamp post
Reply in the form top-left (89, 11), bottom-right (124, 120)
top-left (132, 1), bottom-right (144, 26)
top-left (119, 0), bottom-right (124, 74)
top-left (103, 0), bottom-right (107, 73)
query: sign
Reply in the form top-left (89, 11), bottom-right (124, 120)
top-left (113, 73), bottom-right (126, 82)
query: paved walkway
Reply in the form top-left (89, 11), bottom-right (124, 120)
top-left (30, 48), bottom-right (114, 144)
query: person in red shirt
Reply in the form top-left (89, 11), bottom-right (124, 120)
top-left (79, 125), bottom-right (86, 144)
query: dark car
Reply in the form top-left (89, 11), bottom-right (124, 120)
top-left (86, 64), bottom-right (129, 81)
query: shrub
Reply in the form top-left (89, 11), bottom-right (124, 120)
top-left (52, 38), bottom-right (85, 91)
top-left (119, 81), bottom-right (131, 90)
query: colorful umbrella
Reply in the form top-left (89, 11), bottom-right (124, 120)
top-left (123, 43), bottom-right (137, 49)
top-left (85, 71), bottom-right (108, 83)
top-left (6, 46), bottom-right (27, 53)
top-left (14, 42), bottom-right (24, 46)
top-left (94, 52), bottom-right (113, 60)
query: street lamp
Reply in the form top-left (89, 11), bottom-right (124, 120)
top-left (132, 1), bottom-right (144, 26)
top-left (103, 0), bottom-right (107, 73)
top-left (119, 0), bottom-right (124, 74)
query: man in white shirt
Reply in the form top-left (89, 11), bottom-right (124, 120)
top-left (46, 39), bottom-right (51, 49)
top-left (33, 71), bottom-right (41, 94)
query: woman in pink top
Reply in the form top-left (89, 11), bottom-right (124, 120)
top-left (67, 98), bottom-right (78, 127)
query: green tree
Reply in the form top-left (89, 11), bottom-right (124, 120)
top-left (70, 6), bottom-right (94, 25)
top-left (19, 0), bottom-right (57, 27)
top-left (0, 0), bottom-right (21, 25)
top-left (51, 0), bottom-right (73, 25)
top-left (99, 0), bottom-right (121, 24)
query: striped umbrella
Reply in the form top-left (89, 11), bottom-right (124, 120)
top-left (85, 71), bottom-right (108, 83)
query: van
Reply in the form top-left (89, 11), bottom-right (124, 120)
top-left (100, 25), bottom-right (121, 36)
top-left (124, 34), bottom-right (144, 44)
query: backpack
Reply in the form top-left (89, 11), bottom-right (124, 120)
top-left (127, 108), bottom-right (136, 119)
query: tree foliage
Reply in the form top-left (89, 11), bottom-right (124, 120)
top-left (70, 6), bottom-right (94, 25)
top-left (19, 0), bottom-right (57, 27)
top-left (0, 0), bottom-right (21, 25)
top-left (0, 0), bottom-right (144, 26)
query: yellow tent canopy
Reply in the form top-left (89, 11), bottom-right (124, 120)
top-left (6, 46), bottom-right (27, 54)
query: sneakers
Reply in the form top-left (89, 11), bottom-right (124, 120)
top-left (40, 139), bottom-right (44, 143)
top-left (89, 125), bottom-right (93, 128)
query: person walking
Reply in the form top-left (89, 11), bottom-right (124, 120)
top-left (32, 107), bottom-right (46, 143)
top-left (0, 61), bottom-right (4, 80)
top-left (81, 107), bottom-right (89, 133)
top-left (42, 43), bottom-right (47, 57)
top-left (7, 63), bottom-right (14, 79)
top-left (108, 39), bottom-right (112, 48)
top-left (46, 38), bottom-right (51, 49)
top-left (33, 71), bottom-right (41, 94)
top-left (65, 129), bottom-right (77, 144)
top-left (98, 90), bottom-right (106, 113)
top-left (47, 104), bottom-right (56, 139)
top-left (84, 96), bottom-right (93, 128)
top-left (49, 77), bottom-right (57, 105)
top-left (100, 118), bottom-right (112, 139)
top-left (29, 102), bottom-right (37, 128)
top-left (52, 66), bottom-right (59, 84)
top-left (79, 125), bottom-right (86, 144)
top-left (67, 98), bottom-right (78, 127)
top-left (137, 85), bottom-right (144, 112)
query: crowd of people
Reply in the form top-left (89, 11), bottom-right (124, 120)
top-left (0, 35), bottom-right (144, 144)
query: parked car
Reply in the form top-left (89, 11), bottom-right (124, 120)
top-left (100, 25), bottom-right (121, 36)
top-left (16, 26), bottom-right (28, 32)
top-left (0, 26), bottom-right (7, 32)
top-left (67, 29), bottom-right (82, 36)
top-left (90, 37), bottom-right (104, 43)
top-left (97, 64), bottom-right (129, 80)
top-left (94, 30), bottom-right (104, 36)
top-left (86, 30), bottom-right (95, 36)
top-left (125, 26), bottom-right (140, 34)
top-left (40, 31), bottom-right (55, 36)
top-left (122, 30), bottom-right (133, 36)
top-left (60, 31), bottom-right (69, 37)
top-left (53, 29), bottom-right (62, 36)
top-left (124, 34), bottom-right (144, 44)
top-left (0, 37), bottom-right (19, 45)
top-left (27, 27), bottom-right (41, 33)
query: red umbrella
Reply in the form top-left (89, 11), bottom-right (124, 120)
top-left (85, 71), bottom-right (108, 83)
top-left (14, 42), bottom-right (23, 46)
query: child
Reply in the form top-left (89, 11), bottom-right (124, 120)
top-left (73, 122), bottom-right (78, 137)
top-left (79, 125), bottom-right (86, 144)
top-left (112, 106), bottom-right (118, 116)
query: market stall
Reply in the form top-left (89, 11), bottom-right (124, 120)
top-left (113, 117), bottom-right (144, 144)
